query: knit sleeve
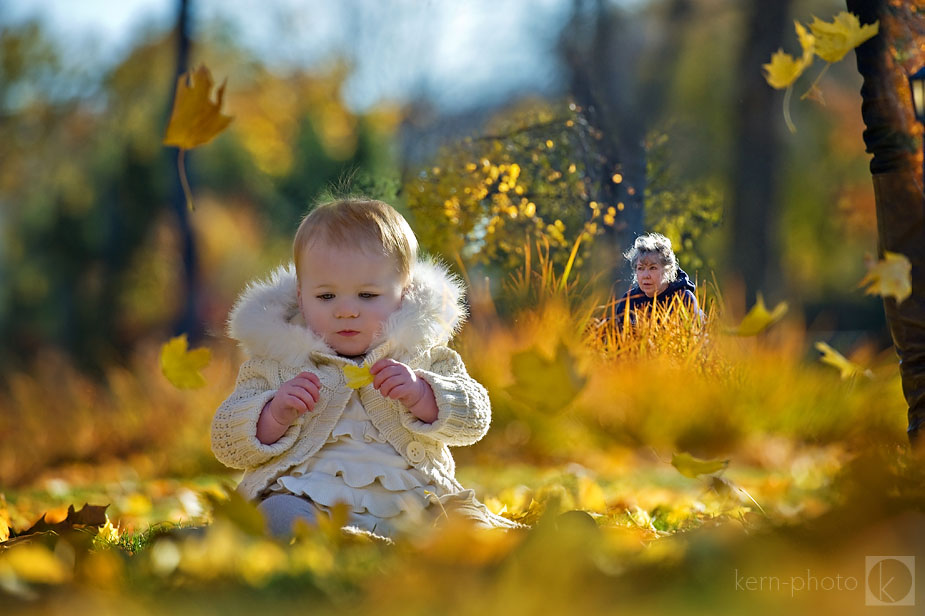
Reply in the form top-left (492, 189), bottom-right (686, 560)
top-left (210, 358), bottom-right (302, 469)
top-left (397, 346), bottom-right (491, 446)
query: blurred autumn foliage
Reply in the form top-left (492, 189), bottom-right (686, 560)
top-left (0, 24), bottom-right (397, 373)
top-left (2, 3), bottom-right (925, 613)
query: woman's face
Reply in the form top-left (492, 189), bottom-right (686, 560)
top-left (635, 255), bottom-right (669, 298)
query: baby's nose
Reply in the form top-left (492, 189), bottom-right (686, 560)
top-left (336, 302), bottom-right (359, 318)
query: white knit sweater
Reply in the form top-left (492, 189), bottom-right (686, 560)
top-left (211, 259), bottom-right (496, 510)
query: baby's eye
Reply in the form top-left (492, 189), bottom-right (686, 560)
top-left (359, 292), bottom-right (379, 299)
top-left (317, 293), bottom-right (335, 300)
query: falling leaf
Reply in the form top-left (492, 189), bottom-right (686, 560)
top-left (671, 452), bottom-right (729, 479)
top-left (343, 363), bottom-right (373, 389)
top-left (726, 294), bottom-right (788, 336)
top-left (160, 334), bottom-right (211, 390)
top-left (763, 50), bottom-right (805, 90)
top-left (163, 65), bottom-right (233, 150)
top-left (162, 65), bottom-right (233, 211)
top-left (763, 22), bottom-right (815, 90)
top-left (808, 12), bottom-right (879, 64)
top-left (815, 342), bottom-right (873, 379)
top-left (859, 251), bottom-right (911, 304)
top-left (505, 342), bottom-right (586, 412)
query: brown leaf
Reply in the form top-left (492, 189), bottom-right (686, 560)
top-left (163, 65), bottom-right (233, 150)
top-left (3, 503), bottom-right (109, 545)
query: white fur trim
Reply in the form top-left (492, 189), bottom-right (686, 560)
top-left (227, 259), bottom-right (467, 365)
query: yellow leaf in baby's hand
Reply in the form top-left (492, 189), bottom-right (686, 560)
top-left (163, 65), bottom-right (233, 150)
top-left (809, 12), bottom-right (878, 64)
top-left (815, 342), bottom-right (873, 380)
top-left (671, 452), bottom-right (729, 479)
top-left (726, 293), bottom-right (788, 336)
top-left (160, 334), bottom-right (211, 389)
top-left (343, 363), bottom-right (373, 389)
top-left (859, 251), bottom-right (911, 304)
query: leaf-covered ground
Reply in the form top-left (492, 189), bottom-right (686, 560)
top-left (2, 297), bottom-right (924, 615)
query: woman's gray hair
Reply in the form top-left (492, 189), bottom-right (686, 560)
top-left (624, 232), bottom-right (679, 285)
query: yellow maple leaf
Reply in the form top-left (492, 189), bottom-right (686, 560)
top-left (160, 334), bottom-right (211, 389)
top-left (763, 22), bottom-right (815, 90)
top-left (163, 65), bottom-right (233, 150)
top-left (763, 50), bottom-right (806, 89)
top-left (727, 293), bottom-right (788, 336)
top-left (859, 251), bottom-right (911, 304)
top-left (343, 363), bottom-right (373, 389)
top-left (809, 12), bottom-right (878, 64)
top-left (814, 341), bottom-right (872, 379)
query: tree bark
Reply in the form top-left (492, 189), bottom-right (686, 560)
top-left (729, 0), bottom-right (792, 304)
top-left (169, 0), bottom-right (202, 341)
top-left (560, 0), bottom-right (691, 287)
top-left (847, 0), bottom-right (925, 445)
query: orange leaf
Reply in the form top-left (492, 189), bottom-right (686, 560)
top-left (163, 65), bottom-right (233, 150)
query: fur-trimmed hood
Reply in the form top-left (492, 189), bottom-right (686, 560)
top-left (227, 259), bottom-right (468, 366)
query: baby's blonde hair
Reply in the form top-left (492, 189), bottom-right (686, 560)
top-left (293, 198), bottom-right (418, 282)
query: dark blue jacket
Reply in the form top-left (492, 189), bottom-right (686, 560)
top-left (613, 268), bottom-right (703, 325)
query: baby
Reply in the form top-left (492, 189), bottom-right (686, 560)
top-left (211, 198), bottom-right (516, 538)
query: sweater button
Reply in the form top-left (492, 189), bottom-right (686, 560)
top-left (405, 441), bottom-right (426, 464)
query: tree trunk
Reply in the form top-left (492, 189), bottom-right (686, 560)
top-left (169, 0), bottom-right (202, 341)
top-left (847, 0), bottom-right (925, 445)
top-left (560, 0), bottom-right (690, 288)
top-left (728, 0), bottom-right (792, 305)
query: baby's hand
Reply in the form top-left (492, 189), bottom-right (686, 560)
top-left (370, 358), bottom-right (438, 423)
top-left (266, 371), bottom-right (321, 426)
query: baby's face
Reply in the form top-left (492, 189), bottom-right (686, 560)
top-left (297, 239), bottom-right (405, 357)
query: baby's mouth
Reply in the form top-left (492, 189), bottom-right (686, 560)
top-left (337, 330), bottom-right (360, 336)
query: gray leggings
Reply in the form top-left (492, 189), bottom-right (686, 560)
top-left (257, 494), bottom-right (321, 537)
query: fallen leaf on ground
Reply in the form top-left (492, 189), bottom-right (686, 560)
top-left (3, 503), bottom-right (109, 545)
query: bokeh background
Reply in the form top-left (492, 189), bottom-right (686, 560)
top-left (0, 0), bottom-right (895, 375)
top-left (2, 2), bottom-right (924, 614)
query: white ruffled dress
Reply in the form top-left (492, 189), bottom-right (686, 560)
top-left (270, 391), bottom-right (438, 536)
